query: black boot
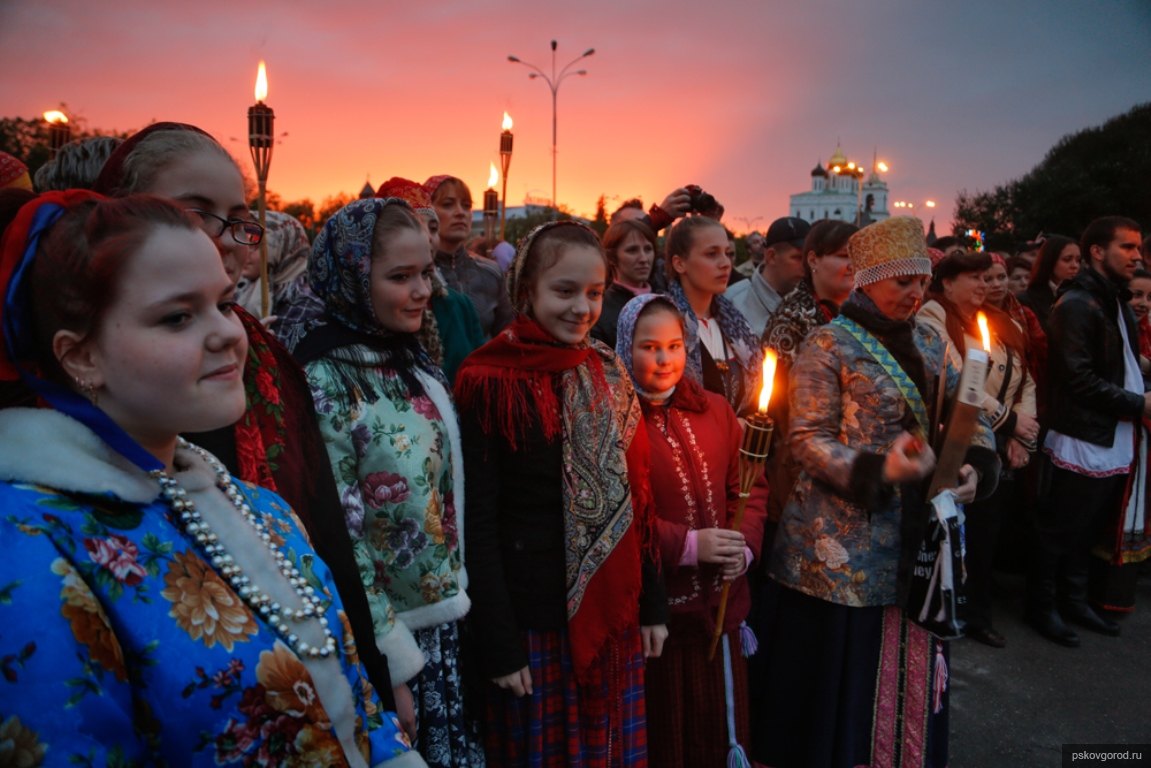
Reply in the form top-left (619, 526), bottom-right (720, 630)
top-left (1061, 559), bottom-right (1121, 637)
top-left (1027, 555), bottom-right (1079, 648)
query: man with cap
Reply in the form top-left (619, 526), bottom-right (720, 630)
top-left (724, 216), bottom-right (810, 336)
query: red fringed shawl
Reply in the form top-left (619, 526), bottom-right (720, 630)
top-left (455, 315), bottom-right (655, 682)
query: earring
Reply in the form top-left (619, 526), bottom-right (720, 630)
top-left (77, 378), bottom-right (98, 406)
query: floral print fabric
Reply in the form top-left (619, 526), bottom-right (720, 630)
top-left (305, 345), bottom-right (468, 682)
top-left (0, 462), bottom-right (416, 766)
top-left (769, 320), bottom-right (994, 607)
top-left (408, 623), bottom-right (486, 768)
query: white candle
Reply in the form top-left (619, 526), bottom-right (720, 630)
top-left (957, 348), bottom-right (988, 407)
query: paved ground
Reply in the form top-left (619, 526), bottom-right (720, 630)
top-left (950, 571), bottom-right (1151, 767)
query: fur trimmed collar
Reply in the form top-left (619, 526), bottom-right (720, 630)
top-left (0, 408), bottom-right (217, 503)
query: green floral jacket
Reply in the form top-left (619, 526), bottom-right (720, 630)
top-left (306, 346), bottom-right (468, 685)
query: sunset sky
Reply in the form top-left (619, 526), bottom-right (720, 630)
top-left (3, 0), bottom-right (1149, 236)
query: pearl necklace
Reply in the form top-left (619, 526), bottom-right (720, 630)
top-left (151, 439), bottom-right (337, 659)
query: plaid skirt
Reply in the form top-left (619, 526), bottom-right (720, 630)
top-left (484, 626), bottom-right (647, 767)
top-left (645, 625), bottom-right (750, 768)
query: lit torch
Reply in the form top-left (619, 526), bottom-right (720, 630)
top-left (709, 351), bottom-right (777, 660)
top-left (248, 60), bottom-right (274, 318)
top-left (43, 110), bottom-right (70, 157)
top-left (499, 112), bottom-right (513, 240)
top-left (483, 163), bottom-right (500, 242)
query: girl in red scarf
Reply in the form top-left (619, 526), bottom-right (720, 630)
top-left (455, 221), bottom-right (668, 766)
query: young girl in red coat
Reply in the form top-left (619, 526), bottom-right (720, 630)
top-left (455, 221), bottom-right (668, 767)
top-left (615, 294), bottom-right (768, 768)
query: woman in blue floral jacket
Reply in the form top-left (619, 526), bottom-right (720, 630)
top-left (755, 217), bottom-right (999, 768)
top-left (0, 192), bottom-right (422, 766)
top-left (290, 198), bottom-right (483, 768)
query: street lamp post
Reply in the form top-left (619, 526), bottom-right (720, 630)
top-left (733, 216), bottom-right (764, 234)
top-left (508, 40), bottom-right (594, 220)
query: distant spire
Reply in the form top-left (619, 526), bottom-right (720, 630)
top-left (926, 219), bottom-right (938, 246)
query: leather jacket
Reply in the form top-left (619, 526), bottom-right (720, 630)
top-left (1047, 266), bottom-right (1146, 445)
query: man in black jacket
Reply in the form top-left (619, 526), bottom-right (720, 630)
top-left (1028, 216), bottom-right (1147, 647)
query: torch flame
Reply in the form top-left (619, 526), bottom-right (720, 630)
top-left (255, 61), bottom-right (268, 102)
top-left (502, 112), bottom-right (513, 131)
top-left (488, 162), bottom-right (499, 189)
top-left (977, 312), bottom-right (991, 353)
top-left (43, 110), bottom-right (68, 124)
top-left (758, 350), bottom-right (778, 413)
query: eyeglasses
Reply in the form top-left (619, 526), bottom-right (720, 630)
top-left (187, 209), bottom-right (264, 246)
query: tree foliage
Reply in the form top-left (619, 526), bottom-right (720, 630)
top-left (590, 194), bottom-right (608, 237)
top-left (502, 205), bottom-right (577, 248)
top-left (953, 102), bottom-right (1151, 251)
top-left (316, 192), bottom-right (356, 233)
top-left (0, 109), bottom-right (129, 181)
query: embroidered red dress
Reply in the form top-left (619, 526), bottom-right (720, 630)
top-left (641, 378), bottom-right (767, 768)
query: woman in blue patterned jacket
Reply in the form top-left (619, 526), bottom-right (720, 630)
top-left (0, 192), bottom-right (422, 768)
top-left (754, 216), bottom-right (999, 768)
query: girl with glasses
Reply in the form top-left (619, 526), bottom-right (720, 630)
top-left (91, 123), bottom-right (402, 726)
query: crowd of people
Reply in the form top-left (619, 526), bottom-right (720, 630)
top-left (0, 128), bottom-right (1147, 768)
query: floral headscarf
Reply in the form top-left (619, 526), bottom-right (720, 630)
top-left (292, 198), bottom-right (446, 396)
top-left (666, 279), bottom-right (763, 416)
top-left (613, 293), bottom-right (679, 396)
top-left (504, 220), bottom-right (598, 314)
top-left (235, 210), bottom-right (310, 318)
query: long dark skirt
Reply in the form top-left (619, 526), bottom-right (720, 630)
top-left (410, 621), bottom-right (487, 768)
top-left (961, 473), bottom-right (1011, 631)
top-left (753, 583), bottom-right (949, 768)
top-left (646, 624), bottom-right (750, 768)
top-left (485, 626), bottom-right (647, 767)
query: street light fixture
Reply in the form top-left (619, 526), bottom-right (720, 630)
top-left (733, 216), bottom-right (764, 234)
top-left (893, 200), bottom-right (936, 216)
top-left (508, 40), bottom-right (594, 220)
top-left (832, 161), bottom-right (866, 225)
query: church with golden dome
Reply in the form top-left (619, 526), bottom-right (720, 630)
top-left (789, 143), bottom-right (890, 225)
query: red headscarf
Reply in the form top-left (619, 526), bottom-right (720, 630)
top-left (0, 190), bottom-right (103, 381)
top-left (0, 152), bottom-right (32, 192)
top-left (423, 174), bottom-right (455, 197)
top-left (376, 177), bottom-right (434, 216)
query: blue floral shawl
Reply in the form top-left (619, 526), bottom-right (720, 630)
top-left (666, 279), bottom-right (763, 415)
